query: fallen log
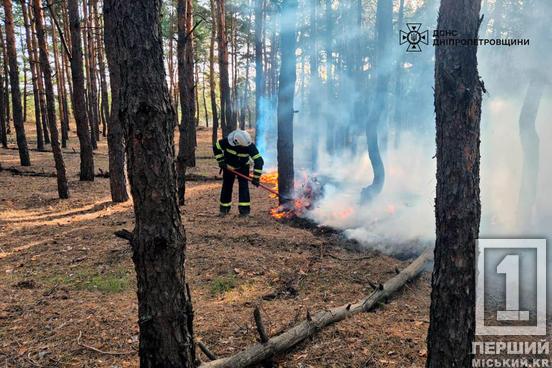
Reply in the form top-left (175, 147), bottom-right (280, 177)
top-left (200, 248), bottom-right (433, 368)
top-left (0, 165), bottom-right (56, 177)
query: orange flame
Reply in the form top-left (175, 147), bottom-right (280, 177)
top-left (261, 172), bottom-right (279, 199)
top-left (260, 171), bottom-right (278, 185)
top-left (262, 171), bottom-right (317, 220)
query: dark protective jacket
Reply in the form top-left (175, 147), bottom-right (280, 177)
top-left (213, 138), bottom-right (264, 179)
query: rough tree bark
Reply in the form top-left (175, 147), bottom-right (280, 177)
top-left (426, 0), bottom-right (483, 366)
top-left (21, 0), bottom-right (44, 151)
top-left (102, 0), bottom-right (128, 203)
top-left (33, 0), bottom-right (69, 199)
top-left (104, 0), bottom-right (196, 366)
top-left (176, 0), bottom-right (197, 206)
top-left (276, 0), bottom-right (298, 205)
top-left (3, 0), bottom-right (31, 166)
top-left (68, 0), bottom-right (95, 181)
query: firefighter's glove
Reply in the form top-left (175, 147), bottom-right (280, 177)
top-left (252, 177), bottom-right (260, 187)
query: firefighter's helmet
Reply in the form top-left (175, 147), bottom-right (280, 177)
top-left (228, 130), bottom-right (252, 147)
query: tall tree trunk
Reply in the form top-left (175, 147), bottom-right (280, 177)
top-left (393, 0), bottom-right (405, 148)
top-left (0, 26), bottom-right (10, 136)
top-left (324, 0), bottom-right (334, 154)
top-left (51, 21), bottom-right (68, 148)
top-left (68, 0), bottom-right (95, 181)
top-left (3, 0), bottom-right (31, 166)
top-left (176, 0), bottom-right (197, 206)
top-left (103, 0), bottom-right (196, 366)
top-left (194, 63), bottom-right (200, 126)
top-left (0, 56), bottom-right (6, 148)
top-left (21, 0), bottom-right (45, 151)
top-left (517, 77), bottom-right (545, 229)
top-left (19, 26), bottom-right (28, 124)
top-left (61, 1), bottom-right (74, 109)
top-left (361, 0), bottom-right (392, 202)
top-left (59, 29), bottom-right (71, 140)
top-left (85, 0), bottom-right (100, 143)
top-left (308, 0), bottom-right (319, 169)
top-left (82, 0), bottom-right (96, 149)
top-left (216, 0), bottom-right (234, 137)
top-left (209, 0), bottom-right (219, 146)
top-left (426, 0), bottom-right (483, 366)
top-left (201, 65), bottom-right (209, 127)
top-left (30, 11), bottom-right (50, 145)
top-left (240, 13), bottom-right (251, 131)
top-left (276, 0), bottom-right (297, 205)
top-left (33, 0), bottom-right (69, 199)
top-left (92, 0), bottom-right (107, 138)
top-left (168, 7), bottom-right (176, 109)
top-left (103, 0), bottom-right (128, 203)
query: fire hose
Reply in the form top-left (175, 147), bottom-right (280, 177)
top-left (223, 167), bottom-right (288, 201)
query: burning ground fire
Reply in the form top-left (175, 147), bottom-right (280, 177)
top-left (261, 171), bottom-right (322, 220)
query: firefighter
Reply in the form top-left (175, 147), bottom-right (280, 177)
top-left (213, 129), bottom-right (264, 216)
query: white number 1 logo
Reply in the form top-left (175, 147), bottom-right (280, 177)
top-left (496, 255), bottom-right (529, 321)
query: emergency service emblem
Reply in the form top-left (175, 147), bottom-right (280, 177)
top-left (400, 23), bottom-right (429, 52)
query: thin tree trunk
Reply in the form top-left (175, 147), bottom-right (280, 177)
top-left (209, 0), bottom-right (219, 146)
top-left (361, 0), bottom-right (392, 202)
top-left (393, 0), bottom-right (405, 148)
top-left (0, 56), bottom-right (6, 148)
top-left (51, 21), bottom-right (68, 148)
top-left (104, 0), bottom-right (196, 366)
top-left (276, 0), bottom-right (297, 205)
top-left (92, 0), bottom-right (107, 137)
top-left (32, 0), bottom-right (69, 199)
top-left (0, 26), bottom-right (10, 136)
top-left (86, 0), bottom-right (100, 143)
top-left (308, 0), bottom-right (319, 169)
top-left (21, 0), bottom-right (44, 151)
top-left (176, 0), bottom-right (197, 205)
top-left (517, 77), bottom-right (545, 228)
top-left (30, 11), bottom-right (50, 145)
top-left (216, 0), bottom-right (234, 136)
top-left (240, 14), bottom-right (251, 131)
top-left (201, 65), bottom-right (209, 128)
top-left (3, 0), bottom-right (31, 166)
top-left (426, 0), bottom-right (483, 366)
top-left (58, 36), bottom-right (71, 137)
top-left (68, 0), bottom-right (95, 181)
top-left (82, 0), bottom-right (96, 149)
top-left (19, 26), bottom-right (27, 123)
top-left (61, 1), bottom-right (74, 107)
top-left (194, 63), bottom-right (200, 126)
top-left (168, 7), bottom-right (176, 109)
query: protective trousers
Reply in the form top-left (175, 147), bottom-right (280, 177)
top-left (219, 166), bottom-right (251, 214)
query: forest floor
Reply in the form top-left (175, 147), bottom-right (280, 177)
top-left (0, 127), bottom-right (431, 367)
